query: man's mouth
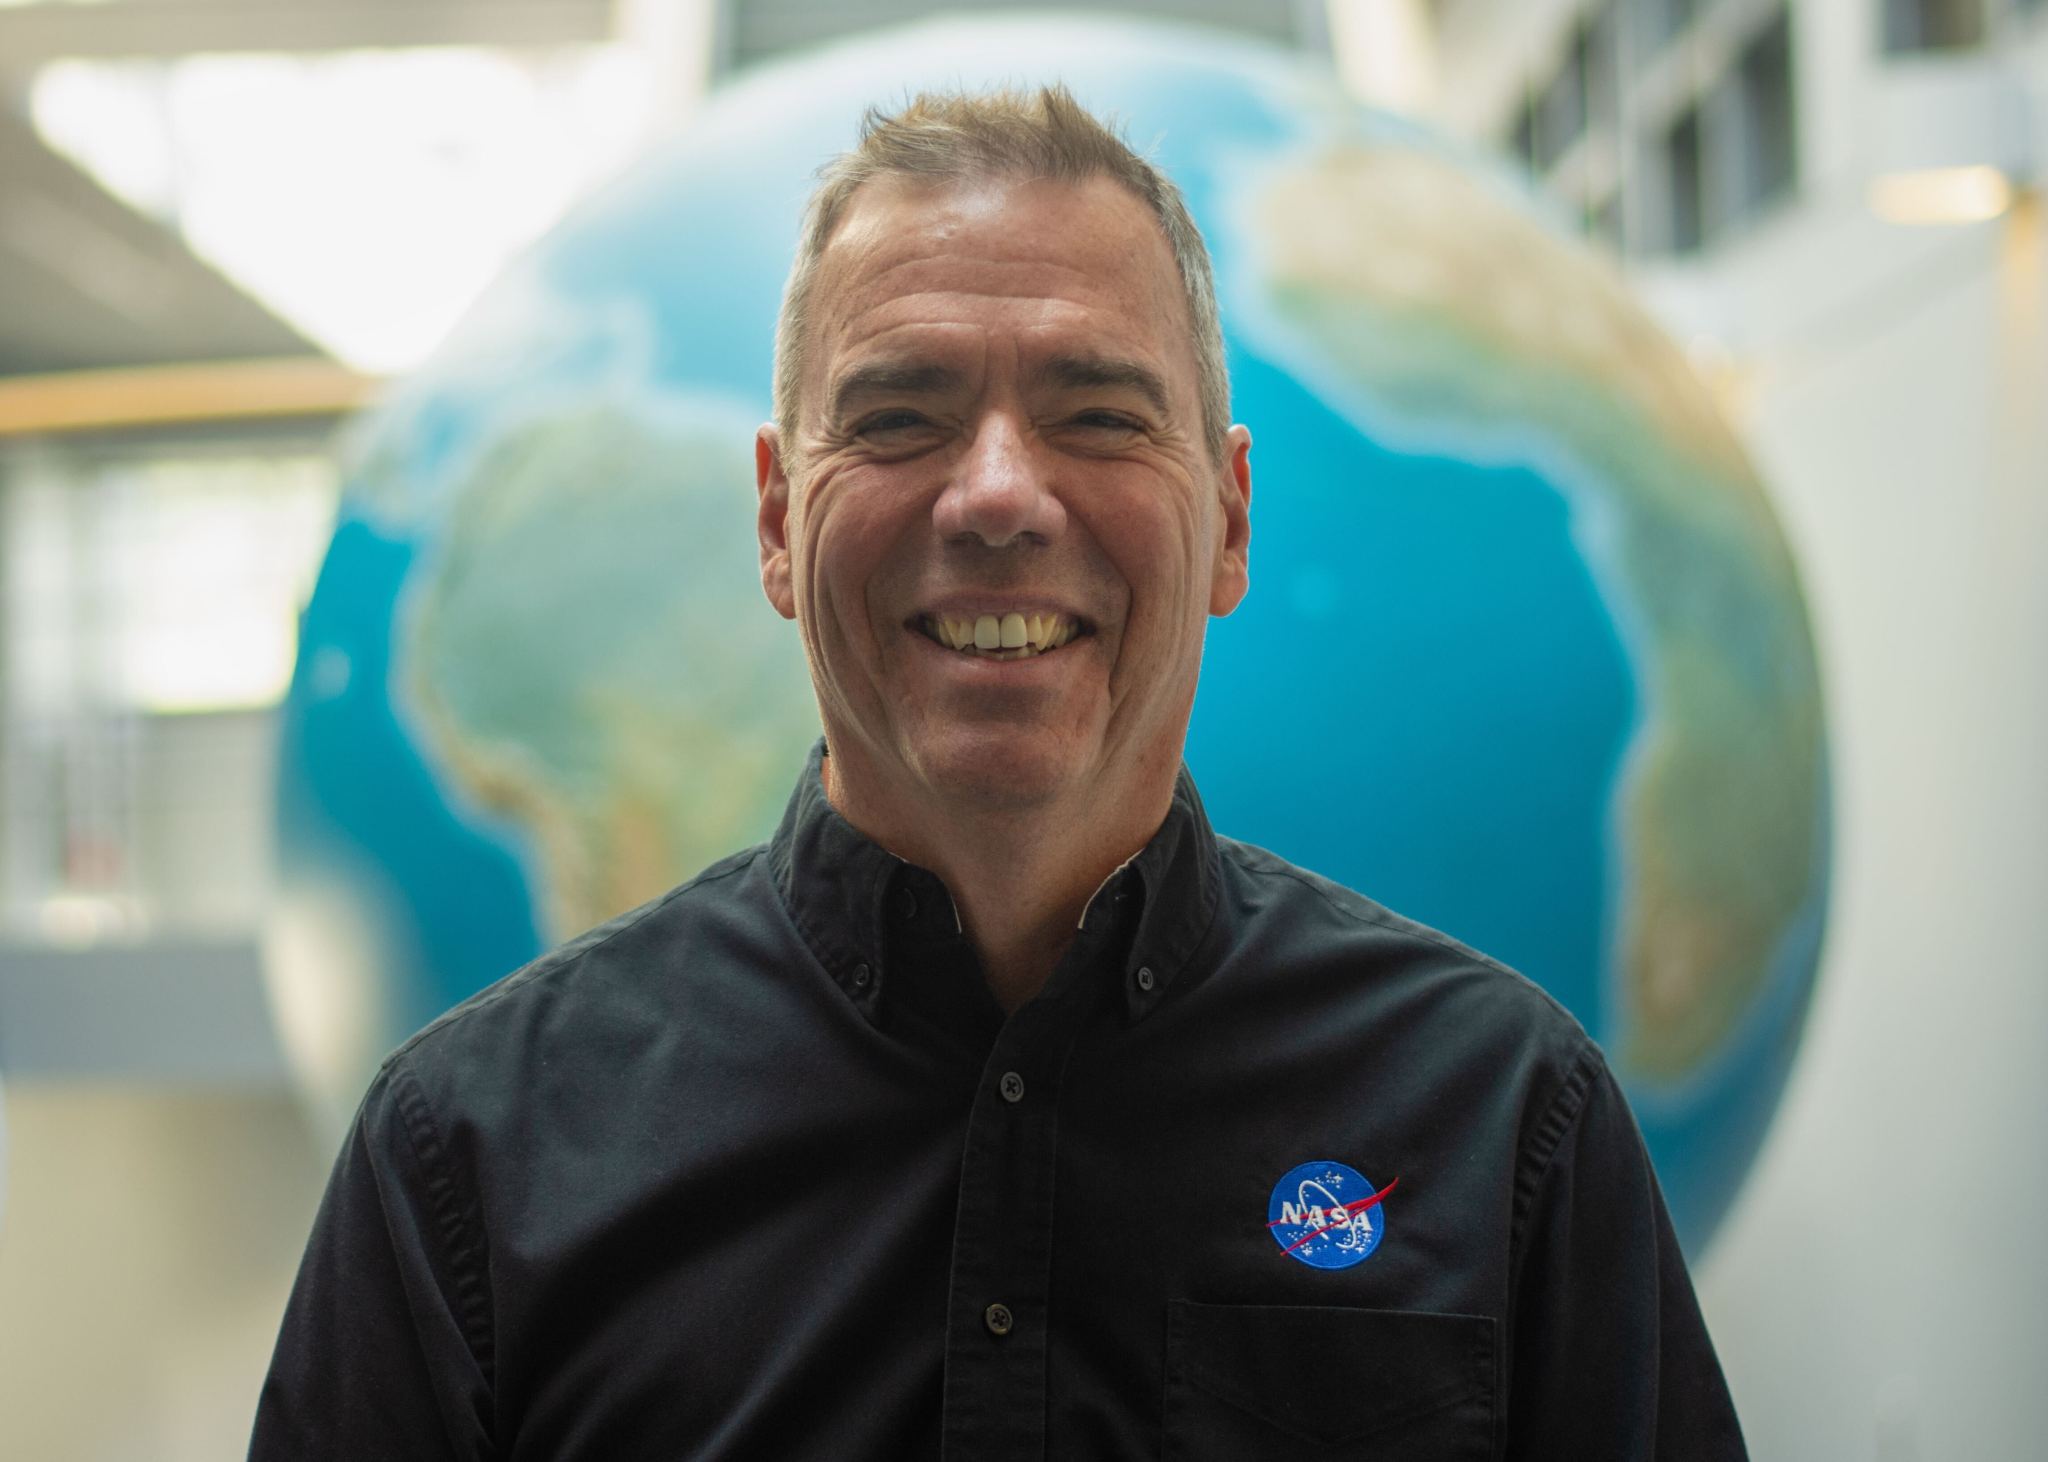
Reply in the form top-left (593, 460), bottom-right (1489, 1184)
top-left (913, 611), bottom-right (1089, 662)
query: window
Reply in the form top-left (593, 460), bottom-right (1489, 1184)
top-left (4, 448), bottom-right (337, 717)
top-left (0, 437), bottom-right (338, 937)
top-left (1735, 10), bottom-right (1797, 215)
top-left (1533, 38), bottom-right (1588, 168)
top-left (1881, 0), bottom-right (1986, 51)
top-left (1513, 0), bottom-right (1800, 258)
top-left (1585, 2), bottom-right (1622, 136)
top-left (1630, 0), bottom-right (1696, 62)
top-left (1664, 108), bottom-right (1703, 252)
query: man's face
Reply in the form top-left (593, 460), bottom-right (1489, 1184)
top-left (756, 173), bottom-right (1250, 824)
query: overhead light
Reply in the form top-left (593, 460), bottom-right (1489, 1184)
top-left (1868, 164), bottom-right (2016, 225)
top-left (30, 48), bottom-right (664, 373)
top-left (1864, 57), bottom-right (2032, 226)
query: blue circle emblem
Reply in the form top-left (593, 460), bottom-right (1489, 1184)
top-left (1267, 1160), bottom-right (1391, 1269)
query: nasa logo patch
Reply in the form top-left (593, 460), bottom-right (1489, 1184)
top-left (1267, 1160), bottom-right (1396, 1269)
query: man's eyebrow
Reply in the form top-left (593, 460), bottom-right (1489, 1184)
top-left (827, 361), bottom-right (965, 418)
top-left (1036, 355), bottom-right (1171, 417)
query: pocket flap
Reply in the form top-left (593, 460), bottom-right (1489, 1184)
top-left (1167, 1301), bottom-right (1496, 1447)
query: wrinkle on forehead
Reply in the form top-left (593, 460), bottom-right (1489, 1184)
top-left (805, 174), bottom-right (1195, 407)
top-left (832, 176), bottom-right (1179, 298)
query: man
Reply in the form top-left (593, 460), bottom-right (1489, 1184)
top-left (253, 87), bottom-right (1746, 1459)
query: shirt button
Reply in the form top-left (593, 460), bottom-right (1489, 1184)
top-left (896, 888), bottom-right (917, 919)
top-left (1135, 966), bottom-right (1156, 992)
top-left (998, 1071), bottom-right (1025, 1104)
top-left (983, 1302), bottom-right (1015, 1337)
top-left (852, 963), bottom-right (871, 989)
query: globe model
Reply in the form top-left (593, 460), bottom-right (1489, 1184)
top-left (273, 15), bottom-right (1829, 1255)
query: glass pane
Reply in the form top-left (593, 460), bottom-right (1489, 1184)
top-left (1739, 10), bottom-right (1798, 212)
top-left (1881, 0), bottom-right (1987, 51)
top-left (1665, 108), bottom-right (1703, 252)
top-left (1534, 45), bottom-right (1587, 167)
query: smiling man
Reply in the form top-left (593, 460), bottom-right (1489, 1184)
top-left (755, 160), bottom-right (1250, 1014)
top-left (252, 88), bottom-right (1746, 1460)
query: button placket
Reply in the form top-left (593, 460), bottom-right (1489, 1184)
top-left (940, 963), bottom-right (1100, 1460)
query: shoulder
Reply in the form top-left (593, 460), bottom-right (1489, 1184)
top-left (375, 843), bottom-right (774, 1103)
top-left (1215, 837), bottom-right (1584, 1027)
top-left (1206, 835), bottom-right (1596, 1089)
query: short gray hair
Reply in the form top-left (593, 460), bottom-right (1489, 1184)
top-left (772, 85), bottom-right (1230, 460)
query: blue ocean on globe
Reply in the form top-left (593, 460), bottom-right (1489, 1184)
top-left (274, 15), bottom-right (1830, 1254)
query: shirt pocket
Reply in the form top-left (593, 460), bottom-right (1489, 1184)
top-left (1162, 1301), bottom-right (1497, 1462)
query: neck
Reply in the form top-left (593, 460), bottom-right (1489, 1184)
top-left (822, 751), bottom-right (1173, 1012)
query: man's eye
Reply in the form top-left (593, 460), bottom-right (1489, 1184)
top-left (854, 410), bottom-right (928, 435)
top-left (1069, 411), bottom-right (1142, 434)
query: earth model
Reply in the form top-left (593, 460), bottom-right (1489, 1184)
top-left (273, 15), bottom-right (1829, 1255)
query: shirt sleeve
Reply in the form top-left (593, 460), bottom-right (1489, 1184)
top-left (1503, 1041), bottom-right (1748, 1459)
top-left (249, 1060), bottom-right (495, 1461)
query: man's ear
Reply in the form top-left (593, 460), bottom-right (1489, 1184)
top-left (756, 425), bottom-right (797, 621)
top-left (1209, 424), bottom-right (1252, 617)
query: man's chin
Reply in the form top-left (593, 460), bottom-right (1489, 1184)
top-left (908, 732), bottom-right (1082, 813)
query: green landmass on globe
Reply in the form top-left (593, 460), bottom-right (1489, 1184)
top-left (399, 401), bottom-right (815, 938)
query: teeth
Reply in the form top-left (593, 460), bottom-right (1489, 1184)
top-left (926, 611), bottom-right (1083, 656)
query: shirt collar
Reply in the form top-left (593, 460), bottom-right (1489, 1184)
top-left (767, 738), bottom-right (1221, 1025)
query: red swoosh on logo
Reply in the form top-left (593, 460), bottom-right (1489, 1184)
top-left (1267, 1176), bottom-right (1401, 1254)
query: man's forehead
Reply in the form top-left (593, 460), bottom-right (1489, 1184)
top-left (831, 169), bottom-right (1145, 239)
top-left (819, 174), bottom-right (1177, 306)
top-left (806, 173), bottom-right (1192, 379)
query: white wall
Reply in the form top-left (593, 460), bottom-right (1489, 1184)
top-left (1650, 16), bottom-right (2048, 1458)
top-left (1690, 185), bottom-right (2048, 1460)
top-left (0, 1088), bottom-right (324, 1461)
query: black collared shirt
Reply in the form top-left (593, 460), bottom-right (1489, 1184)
top-left (253, 742), bottom-right (1745, 1460)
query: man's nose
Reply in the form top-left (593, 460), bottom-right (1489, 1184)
top-left (932, 412), bottom-right (1065, 548)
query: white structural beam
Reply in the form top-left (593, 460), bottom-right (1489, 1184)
top-left (0, 0), bottom-right (615, 67)
top-left (1326, 0), bottom-right (1441, 116)
top-left (0, 940), bottom-right (289, 1086)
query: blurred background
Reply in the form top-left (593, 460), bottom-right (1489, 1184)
top-left (0, 1), bottom-right (2042, 1457)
